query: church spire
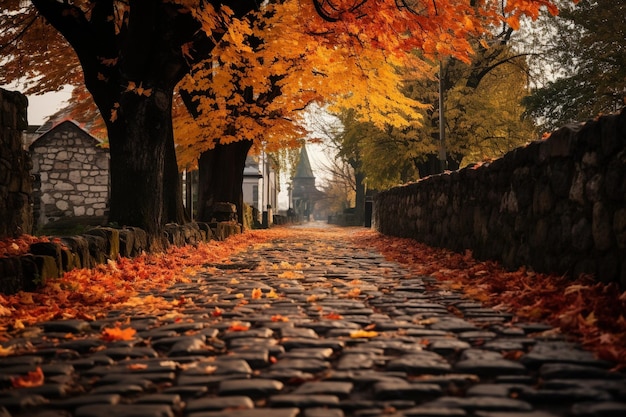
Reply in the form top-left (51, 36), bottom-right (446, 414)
top-left (293, 144), bottom-right (315, 179)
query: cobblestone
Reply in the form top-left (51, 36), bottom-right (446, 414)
top-left (1, 224), bottom-right (625, 416)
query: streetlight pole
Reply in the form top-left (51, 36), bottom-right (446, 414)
top-left (438, 59), bottom-right (448, 173)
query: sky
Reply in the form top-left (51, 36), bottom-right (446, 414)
top-left (24, 86), bottom-right (73, 125)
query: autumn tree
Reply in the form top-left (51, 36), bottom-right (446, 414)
top-left (1, 0), bottom-right (258, 248)
top-left (174, 0), bottom-right (424, 222)
top-left (521, 0), bottom-right (626, 131)
top-left (172, 0), bottom-right (566, 225)
top-left (1, 0), bottom-right (564, 244)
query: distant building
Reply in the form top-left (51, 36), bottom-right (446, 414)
top-left (29, 120), bottom-right (109, 228)
top-left (242, 154), bottom-right (279, 225)
top-left (242, 155), bottom-right (262, 221)
top-left (291, 144), bottom-right (324, 221)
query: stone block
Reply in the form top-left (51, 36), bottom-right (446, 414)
top-left (29, 241), bottom-right (63, 272)
top-left (0, 257), bottom-right (23, 294)
top-left (123, 227), bottom-right (147, 256)
top-left (60, 236), bottom-right (91, 269)
top-left (117, 228), bottom-right (135, 258)
top-left (82, 234), bottom-right (107, 265)
top-left (82, 227), bottom-right (120, 260)
top-left (216, 222), bottom-right (242, 241)
top-left (211, 202), bottom-right (238, 222)
top-left (196, 222), bottom-right (214, 241)
top-left (19, 254), bottom-right (58, 290)
top-left (60, 247), bottom-right (80, 271)
top-left (181, 223), bottom-right (203, 245)
top-left (164, 224), bottom-right (185, 246)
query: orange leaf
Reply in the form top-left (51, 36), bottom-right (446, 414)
top-left (343, 288), bottom-right (361, 298)
top-left (251, 288), bottom-right (263, 299)
top-left (0, 345), bottom-right (14, 357)
top-left (11, 367), bottom-right (44, 388)
top-left (323, 312), bottom-right (343, 320)
top-left (350, 330), bottom-right (378, 339)
top-left (228, 321), bottom-right (250, 332)
top-left (271, 314), bottom-right (289, 322)
top-left (212, 307), bottom-right (223, 317)
top-left (101, 326), bottom-right (136, 341)
top-left (126, 363), bottom-right (148, 371)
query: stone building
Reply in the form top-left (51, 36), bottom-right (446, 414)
top-left (29, 120), bottom-right (110, 229)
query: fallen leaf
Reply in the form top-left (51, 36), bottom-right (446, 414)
top-left (0, 345), bottom-right (14, 357)
top-left (228, 321), bottom-right (250, 332)
top-left (323, 312), bottom-right (343, 320)
top-left (350, 330), bottom-right (378, 339)
top-left (126, 363), bottom-right (148, 371)
top-left (11, 367), bottom-right (44, 388)
top-left (101, 325), bottom-right (136, 341)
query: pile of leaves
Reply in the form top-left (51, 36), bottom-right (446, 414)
top-left (0, 229), bottom-right (289, 340)
top-left (353, 231), bottom-right (626, 369)
top-left (2, 226), bottom-right (625, 370)
top-left (0, 235), bottom-right (60, 258)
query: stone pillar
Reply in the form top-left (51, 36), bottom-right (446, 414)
top-left (0, 88), bottom-right (33, 238)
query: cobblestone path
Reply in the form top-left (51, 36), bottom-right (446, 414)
top-left (1, 225), bottom-right (625, 417)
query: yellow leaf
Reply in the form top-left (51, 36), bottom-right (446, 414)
top-left (350, 330), bottom-right (378, 339)
top-left (0, 345), bottom-right (15, 357)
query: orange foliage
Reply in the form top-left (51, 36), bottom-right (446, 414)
top-left (0, 229), bottom-right (285, 340)
top-left (0, 235), bottom-right (58, 258)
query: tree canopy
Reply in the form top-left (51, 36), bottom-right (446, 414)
top-left (1, 0), bottom-right (565, 241)
top-left (521, 0), bottom-right (626, 131)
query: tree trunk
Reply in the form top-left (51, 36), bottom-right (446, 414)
top-left (106, 88), bottom-right (174, 250)
top-left (197, 140), bottom-right (253, 224)
top-left (163, 135), bottom-right (188, 225)
top-left (354, 170), bottom-right (366, 224)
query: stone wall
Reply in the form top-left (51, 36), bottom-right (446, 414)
top-left (0, 88), bottom-right (33, 239)
top-left (0, 220), bottom-right (246, 294)
top-left (29, 120), bottom-right (109, 228)
top-left (375, 109), bottom-right (626, 287)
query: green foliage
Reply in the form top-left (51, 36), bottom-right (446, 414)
top-left (523, 0), bottom-right (626, 131)
top-left (329, 49), bottom-right (536, 190)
